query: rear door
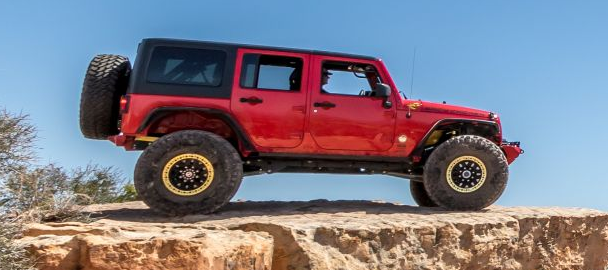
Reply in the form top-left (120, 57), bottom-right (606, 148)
top-left (231, 49), bottom-right (310, 148)
top-left (308, 55), bottom-right (396, 151)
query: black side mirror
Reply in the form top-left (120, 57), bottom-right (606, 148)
top-left (374, 83), bottom-right (393, 108)
top-left (374, 83), bottom-right (391, 97)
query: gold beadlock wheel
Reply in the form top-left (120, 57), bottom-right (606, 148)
top-left (162, 153), bottom-right (214, 196)
top-left (446, 155), bottom-right (487, 193)
top-left (135, 130), bottom-right (244, 215)
top-left (423, 135), bottom-right (508, 210)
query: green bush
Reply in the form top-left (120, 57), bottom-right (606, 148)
top-left (69, 164), bottom-right (136, 205)
top-left (115, 183), bottom-right (138, 203)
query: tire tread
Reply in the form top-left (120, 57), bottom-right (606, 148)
top-left (80, 54), bottom-right (131, 139)
top-left (423, 135), bottom-right (508, 210)
top-left (134, 130), bottom-right (243, 216)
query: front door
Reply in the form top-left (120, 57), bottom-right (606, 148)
top-left (308, 56), bottom-right (396, 151)
top-left (231, 49), bottom-right (309, 148)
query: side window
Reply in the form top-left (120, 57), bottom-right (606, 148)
top-left (147, 46), bottom-right (226, 86)
top-left (240, 54), bottom-right (303, 91)
top-left (321, 61), bottom-right (382, 96)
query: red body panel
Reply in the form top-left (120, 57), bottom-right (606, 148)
top-left (117, 48), bottom-right (520, 164)
top-left (120, 94), bottom-right (232, 135)
top-left (230, 49), bottom-right (309, 149)
top-left (308, 55), bottom-right (396, 152)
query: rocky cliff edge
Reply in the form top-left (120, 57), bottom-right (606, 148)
top-left (17, 200), bottom-right (608, 270)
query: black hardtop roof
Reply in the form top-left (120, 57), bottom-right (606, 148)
top-left (142, 38), bottom-right (378, 61)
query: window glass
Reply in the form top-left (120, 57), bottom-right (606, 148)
top-left (240, 55), bottom-right (258, 88)
top-left (240, 54), bottom-right (303, 91)
top-left (321, 62), bottom-right (382, 96)
top-left (147, 46), bottom-right (226, 86)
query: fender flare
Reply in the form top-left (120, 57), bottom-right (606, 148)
top-left (136, 107), bottom-right (256, 152)
top-left (412, 118), bottom-right (500, 156)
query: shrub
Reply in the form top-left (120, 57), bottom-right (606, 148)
top-left (0, 110), bottom-right (37, 176)
top-left (2, 164), bottom-right (68, 213)
top-left (69, 164), bottom-right (134, 205)
top-left (1, 163), bottom-right (137, 221)
top-left (114, 183), bottom-right (138, 203)
top-left (0, 220), bottom-right (34, 270)
top-left (0, 107), bottom-right (137, 268)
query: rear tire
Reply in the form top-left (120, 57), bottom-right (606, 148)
top-left (409, 181), bottom-right (438, 207)
top-left (79, 54), bottom-right (131, 139)
top-left (423, 135), bottom-right (508, 210)
top-left (134, 130), bottom-right (243, 216)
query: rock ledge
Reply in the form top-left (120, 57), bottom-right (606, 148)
top-left (18, 201), bottom-right (608, 270)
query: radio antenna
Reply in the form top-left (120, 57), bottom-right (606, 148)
top-left (408, 47), bottom-right (417, 99)
top-left (406, 47), bottom-right (418, 119)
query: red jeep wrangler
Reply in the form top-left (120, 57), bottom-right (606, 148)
top-left (79, 38), bottom-right (522, 215)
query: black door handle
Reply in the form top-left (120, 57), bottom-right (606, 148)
top-left (313, 101), bottom-right (336, 108)
top-left (240, 97), bottom-right (263, 104)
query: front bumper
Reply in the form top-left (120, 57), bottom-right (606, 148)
top-left (501, 141), bottom-right (524, 165)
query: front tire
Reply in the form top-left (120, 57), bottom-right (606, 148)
top-left (134, 130), bottom-right (243, 216)
top-left (423, 135), bottom-right (508, 210)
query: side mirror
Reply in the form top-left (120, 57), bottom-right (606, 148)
top-left (374, 83), bottom-right (393, 108)
top-left (374, 83), bottom-right (391, 97)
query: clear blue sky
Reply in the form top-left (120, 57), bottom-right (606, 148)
top-left (1, 1), bottom-right (607, 210)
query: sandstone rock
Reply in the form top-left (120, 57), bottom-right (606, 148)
top-left (17, 200), bottom-right (608, 270)
top-left (19, 222), bottom-right (273, 270)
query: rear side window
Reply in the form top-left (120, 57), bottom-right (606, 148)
top-left (147, 46), bottom-right (226, 86)
top-left (240, 54), bottom-right (303, 91)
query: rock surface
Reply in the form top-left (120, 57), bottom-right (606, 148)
top-left (17, 200), bottom-right (608, 270)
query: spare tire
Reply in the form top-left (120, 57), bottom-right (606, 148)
top-left (79, 54), bottom-right (131, 139)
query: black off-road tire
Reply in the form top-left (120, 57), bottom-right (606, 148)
top-left (80, 54), bottom-right (131, 139)
top-left (409, 180), bottom-right (438, 207)
top-left (423, 135), bottom-right (508, 210)
top-left (134, 130), bottom-right (243, 216)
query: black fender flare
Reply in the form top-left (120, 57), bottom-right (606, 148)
top-left (412, 118), bottom-right (500, 156)
top-left (136, 107), bottom-right (256, 152)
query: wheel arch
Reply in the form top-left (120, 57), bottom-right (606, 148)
top-left (413, 119), bottom-right (501, 162)
top-left (136, 107), bottom-right (256, 153)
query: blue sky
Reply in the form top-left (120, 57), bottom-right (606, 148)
top-left (1, 1), bottom-right (607, 210)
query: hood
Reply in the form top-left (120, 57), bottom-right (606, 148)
top-left (405, 100), bottom-right (494, 120)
